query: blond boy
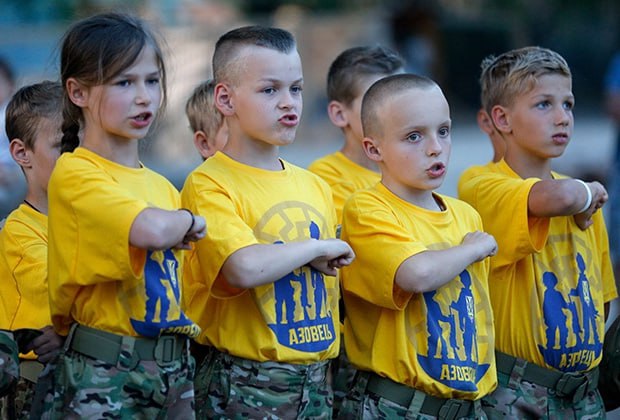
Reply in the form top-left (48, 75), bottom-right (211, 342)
top-left (458, 46), bottom-right (617, 418)
top-left (185, 79), bottom-right (228, 160)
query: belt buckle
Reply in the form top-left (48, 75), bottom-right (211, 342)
top-left (438, 399), bottom-right (467, 420)
top-left (154, 335), bottom-right (178, 366)
top-left (555, 372), bottom-right (587, 403)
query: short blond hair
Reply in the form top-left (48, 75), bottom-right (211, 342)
top-left (361, 73), bottom-right (438, 139)
top-left (185, 79), bottom-right (223, 139)
top-left (480, 46), bottom-right (571, 114)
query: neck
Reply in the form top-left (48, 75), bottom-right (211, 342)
top-left (504, 149), bottom-right (553, 180)
top-left (382, 181), bottom-right (440, 211)
top-left (82, 136), bottom-right (141, 168)
top-left (23, 191), bottom-right (48, 215)
top-left (223, 138), bottom-right (283, 171)
top-left (341, 140), bottom-right (377, 171)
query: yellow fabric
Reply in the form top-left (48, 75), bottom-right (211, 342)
top-left (458, 159), bottom-right (618, 372)
top-left (0, 204), bottom-right (49, 359)
top-left (341, 183), bottom-right (496, 400)
top-left (48, 147), bottom-right (199, 338)
top-left (181, 151), bottom-right (340, 364)
top-left (308, 151), bottom-right (380, 223)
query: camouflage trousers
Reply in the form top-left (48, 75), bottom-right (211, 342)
top-left (38, 348), bottom-right (196, 419)
top-left (0, 375), bottom-right (36, 419)
top-left (339, 372), bottom-right (486, 420)
top-left (0, 331), bottom-right (19, 397)
top-left (331, 339), bottom-right (357, 418)
top-left (481, 367), bottom-right (605, 419)
top-left (194, 348), bottom-right (333, 419)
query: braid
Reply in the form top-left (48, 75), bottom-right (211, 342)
top-left (60, 103), bottom-right (80, 153)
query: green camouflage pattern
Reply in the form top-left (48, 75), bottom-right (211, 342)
top-left (194, 349), bottom-right (333, 419)
top-left (0, 376), bottom-right (35, 419)
top-left (481, 370), bottom-right (605, 419)
top-left (331, 342), bottom-right (357, 417)
top-left (39, 348), bottom-right (196, 419)
top-left (338, 372), bottom-right (485, 420)
top-left (0, 332), bottom-right (18, 397)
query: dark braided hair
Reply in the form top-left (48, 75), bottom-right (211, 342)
top-left (59, 12), bottom-right (167, 153)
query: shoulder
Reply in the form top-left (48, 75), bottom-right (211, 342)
top-left (308, 153), bottom-right (338, 171)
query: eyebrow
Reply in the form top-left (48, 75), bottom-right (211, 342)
top-left (258, 77), bottom-right (304, 84)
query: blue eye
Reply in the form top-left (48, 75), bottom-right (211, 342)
top-left (263, 87), bottom-right (276, 94)
top-left (439, 127), bottom-right (450, 137)
top-left (291, 85), bottom-right (303, 94)
top-left (536, 101), bottom-right (550, 109)
top-left (406, 132), bottom-right (421, 142)
top-left (116, 80), bottom-right (130, 87)
top-left (563, 100), bottom-right (574, 111)
top-left (147, 77), bottom-right (160, 85)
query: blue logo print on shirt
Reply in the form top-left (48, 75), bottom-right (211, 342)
top-left (268, 221), bottom-right (336, 352)
top-left (131, 249), bottom-right (197, 338)
top-left (538, 253), bottom-right (602, 371)
top-left (417, 270), bottom-right (490, 391)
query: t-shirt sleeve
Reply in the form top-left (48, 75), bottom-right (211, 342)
top-left (181, 172), bottom-right (259, 298)
top-left (341, 192), bottom-right (423, 310)
top-left (459, 171), bottom-right (550, 268)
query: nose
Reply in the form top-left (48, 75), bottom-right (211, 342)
top-left (427, 134), bottom-right (442, 156)
top-left (135, 81), bottom-right (152, 105)
top-left (278, 90), bottom-right (295, 110)
top-left (555, 105), bottom-right (571, 126)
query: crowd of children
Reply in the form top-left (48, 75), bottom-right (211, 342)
top-left (0, 10), bottom-right (617, 420)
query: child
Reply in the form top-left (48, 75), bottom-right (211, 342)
top-left (185, 79), bottom-right (228, 160)
top-left (44, 12), bottom-right (206, 418)
top-left (458, 46), bottom-right (617, 417)
top-left (339, 74), bottom-right (498, 419)
top-left (308, 45), bottom-right (404, 222)
top-left (0, 81), bottom-right (65, 418)
top-left (180, 25), bottom-right (355, 419)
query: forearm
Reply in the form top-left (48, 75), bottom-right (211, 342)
top-left (528, 179), bottom-right (597, 217)
top-left (129, 207), bottom-right (193, 250)
top-left (222, 240), bottom-right (327, 289)
top-left (395, 245), bottom-right (482, 293)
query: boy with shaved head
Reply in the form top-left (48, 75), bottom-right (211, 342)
top-left (181, 26), bottom-right (354, 419)
top-left (339, 74), bottom-right (498, 419)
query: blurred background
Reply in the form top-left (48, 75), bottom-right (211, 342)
top-left (0, 0), bottom-right (619, 217)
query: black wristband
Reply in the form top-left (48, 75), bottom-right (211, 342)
top-left (179, 208), bottom-right (195, 235)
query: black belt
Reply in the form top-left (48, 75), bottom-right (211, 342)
top-left (67, 324), bottom-right (187, 367)
top-left (495, 351), bottom-right (599, 403)
top-left (361, 371), bottom-right (477, 420)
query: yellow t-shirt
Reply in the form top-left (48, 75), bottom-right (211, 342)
top-left (308, 151), bottom-right (380, 223)
top-left (341, 183), bottom-right (496, 400)
top-left (0, 204), bottom-right (49, 331)
top-left (181, 151), bottom-right (339, 364)
top-left (458, 159), bottom-right (618, 372)
top-left (48, 147), bottom-right (200, 338)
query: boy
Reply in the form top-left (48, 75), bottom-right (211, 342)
top-left (339, 74), bottom-right (498, 419)
top-left (458, 46), bottom-right (617, 417)
top-left (0, 81), bottom-right (65, 417)
top-left (185, 78), bottom-right (228, 160)
top-left (181, 26), bottom-right (355, 419)
top-left (308, 45), bottom-right (404, 222)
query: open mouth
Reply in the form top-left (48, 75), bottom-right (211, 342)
top-left (279, 114), bottom-right (298, 126)
top-left (427, 162), bottom-right (446, 177)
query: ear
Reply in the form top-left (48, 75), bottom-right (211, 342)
top-left (362, 136), bottom-right (382, 162)
top-left (214, 83), bottom-right (234, 116)
top-left (66, 77), bottom-right (88, 108)
top-left (491, 105), bottom-right (511, 134)
top-left (193, 130), bottom-right (213, 160)
top-left (9, 139), bottom-right (31, 169)
top-left (327, 101), bottom-right (348, 129)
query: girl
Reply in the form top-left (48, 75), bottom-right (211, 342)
top-left (45, 12), bottom-right (206, 418)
